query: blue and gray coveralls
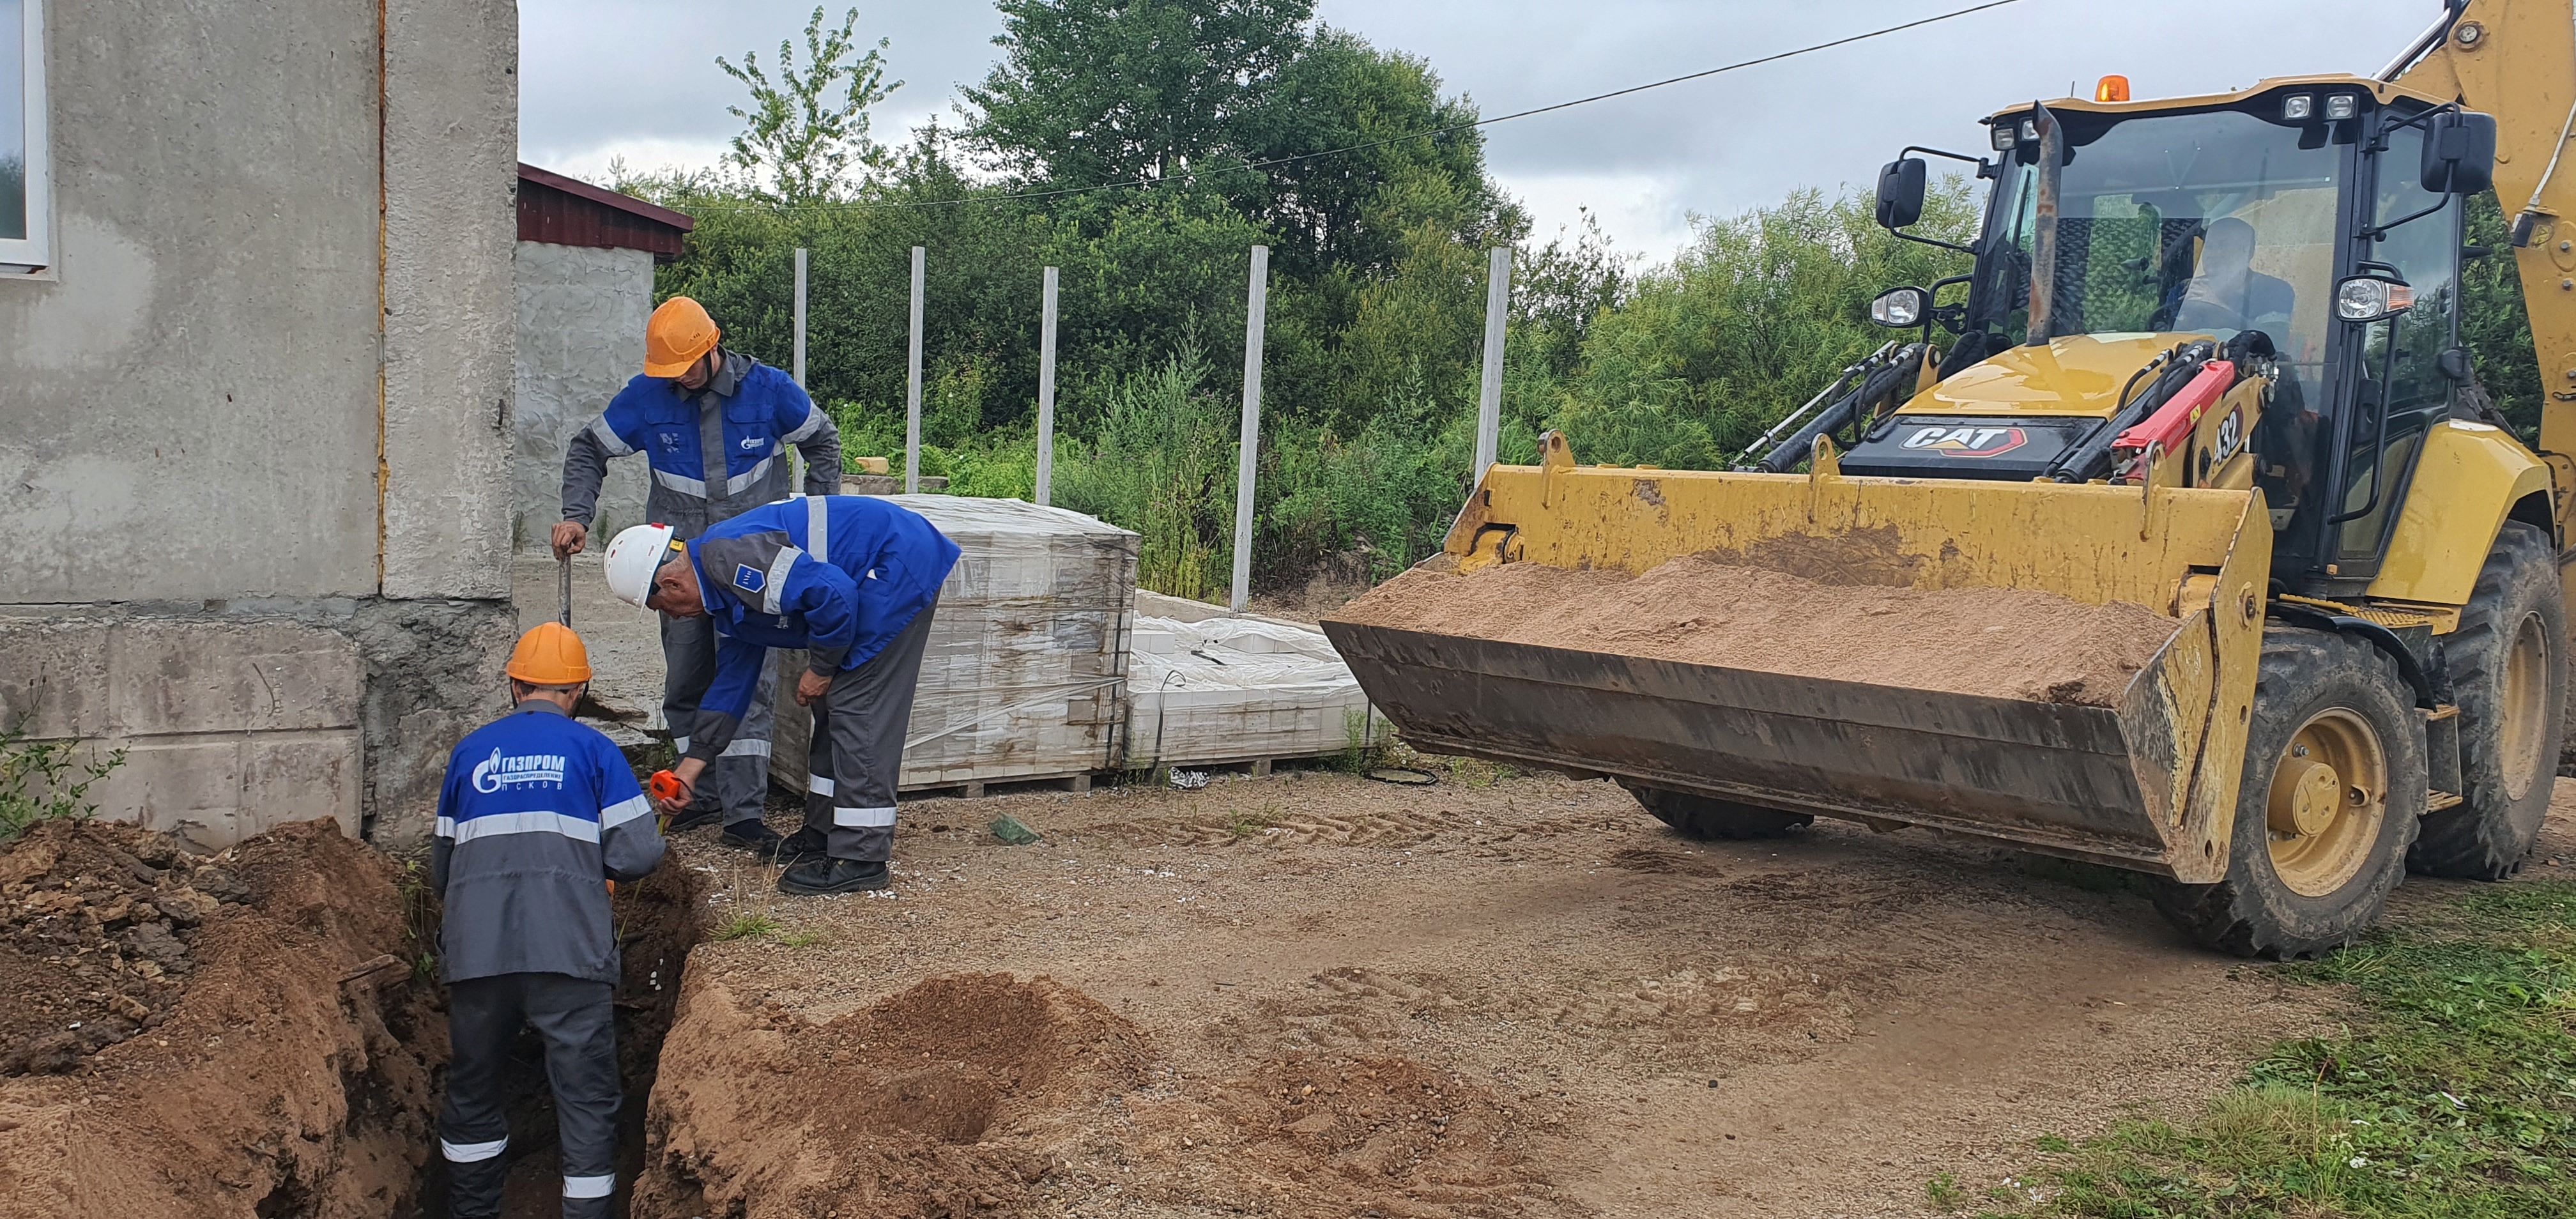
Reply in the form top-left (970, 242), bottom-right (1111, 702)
top-left (682, 495), bottom-right (960, 861)
top-left (431, 701), bottom-right (666, 1218)
top-left (560, 348), bottom-right (841, 828)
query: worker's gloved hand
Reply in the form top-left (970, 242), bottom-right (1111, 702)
top-left (552, 521), bottom-right (589, 560)
top-left (795, 670), bottom-right (832, 707)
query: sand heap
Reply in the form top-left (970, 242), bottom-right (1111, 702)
top-left (1328, 555), bottom-right (2181, 708)
top-left (634, 972), bottom-right (1154, 1218)
top-left (0, 818), bottom-right (445, 1218)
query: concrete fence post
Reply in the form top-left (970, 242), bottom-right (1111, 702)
top-left (1231, 245), bottom-right (1269, 615)
top-left (792, 246), bottom-right (809, 490)
top-left (1474, 246), bottom-right (1510, 478)
top-left (1036, 266), bottom-right (1059, 507)
top-left (905, 245), bottom-right (924, 495)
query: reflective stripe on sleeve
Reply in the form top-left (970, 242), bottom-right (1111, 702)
top-left (760, 545), bottom-right (803, 615)
top-left (722, 738), bottom-right (772, 759)
top-left (599, 793), bottom-right (652, 830)
top-left (806, 492), bottom-right (830, 563)
top-left (433, 816), bottom-right (457, 840)
top-left (833, 806), bottom-right (898, 828)
top-left (654, 468), bottom-right (709, 497)
top-left (781, 404), bottom-right (828, 444)
top-left (564, 1174), bottom-right (615, 1199)
top-left (442, 1136), bottom-right (507, 1163)
top-left (807, 774), bottom-right (834, 796)
top-left (448, 811), bottom-right (602, 846)
top-left (673, 736), bottom-right (691, 754)
top-left (586, 416), bottom-right (636, 457)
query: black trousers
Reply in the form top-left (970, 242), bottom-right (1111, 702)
top-left (802, 601), bottom-right (937, 861)
top-left (440, 972), bottom-right (620, 1219)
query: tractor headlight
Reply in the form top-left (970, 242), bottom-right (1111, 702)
top-left (1992, 123), bottom-right (2018, 151)
top-left (1870, 287), bottom-right (1927, 328)
top-left (2335, 275), bottom-right (2415, 323)
top-left (2283, 93), bottom-right (2315, 121)
top-left (2326, 94), bottom-right (2359, 120)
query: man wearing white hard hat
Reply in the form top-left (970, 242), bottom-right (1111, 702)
top-left (604, 494), bottom-right (958, 894)
top-left (555, 297), bottom-right (840, 859)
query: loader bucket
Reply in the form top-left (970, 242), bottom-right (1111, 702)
top-left (1321, 439), bottom-right (2272, 882)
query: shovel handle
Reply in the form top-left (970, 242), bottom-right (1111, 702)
top-left (558, 555), bottom-right (573, 627)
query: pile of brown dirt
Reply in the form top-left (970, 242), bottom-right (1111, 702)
top-left (634, 971), bottom-right (1152, 1218)
top-left (1328, 555), bottom-right (2180, 707)
top-left (0, 820), bottom-right (249, 1075)
top-left (0, 818), bottom-right (445, 1216)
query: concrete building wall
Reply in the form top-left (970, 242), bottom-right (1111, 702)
top-left (514, 240), bottom-right (653, 551)
top-left (0, 1), bottom-right (519, 848)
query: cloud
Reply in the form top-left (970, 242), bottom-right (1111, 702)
top-left (523, 0), bottom-right (2444, 256)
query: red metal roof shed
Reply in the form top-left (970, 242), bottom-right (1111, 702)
top-left (516, 164), bottom-right (694, 261)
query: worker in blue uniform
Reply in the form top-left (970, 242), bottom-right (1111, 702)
top-left (604, 494), bottom-right (959, 894)
top-left (555, 296), bottom-right (841, 857)
top-left (431, 623), bottom-right (665, 1218)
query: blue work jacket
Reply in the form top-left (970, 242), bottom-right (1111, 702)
top-left (677, 495), bottom-right (960, 764)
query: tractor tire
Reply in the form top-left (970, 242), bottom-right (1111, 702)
top-left (1623, 784), bottom-right (1813, 840)
top-left (2152, 627), bottom-right (2423, 959)
top-left (2411, 521), bottom-right (2564, 879)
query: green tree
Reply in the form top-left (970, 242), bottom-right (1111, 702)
top-left (1561, 180), bottom-right (1977, 466)
top-left (962, 0), bottom-right (1312, 193)
top-left (2463, 189), bottom-right (2542, 440)
top-left (718, 6), bottom-right (901, 204)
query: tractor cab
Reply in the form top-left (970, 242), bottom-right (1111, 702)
top-left (1846, 76), bottom-right (2497, 599)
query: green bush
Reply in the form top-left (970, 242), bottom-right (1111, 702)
top-left (1, 719), bottom-right (126, 843)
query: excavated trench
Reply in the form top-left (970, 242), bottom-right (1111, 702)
top-left (0, 818), bottom-right (707, 1219)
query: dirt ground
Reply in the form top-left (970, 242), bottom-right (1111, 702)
top-left (0, 820), bottom-right (445, 1218)
top-left (635, 770), bottom-right (2576, 1217)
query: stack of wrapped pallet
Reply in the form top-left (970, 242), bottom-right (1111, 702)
top-left (768, 496), bottom-right (1138, 794)
top-left (1124, 592), bottom-right (1381, 770)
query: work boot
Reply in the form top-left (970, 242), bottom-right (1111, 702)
top-left (777, 857), bottom-right (891, 895)
top-left (719, 821), bottom-right (793, 862)
top-left (770, 826), bottom-right (829, 865)
top-left (663, 804), bottom-right (724, 833)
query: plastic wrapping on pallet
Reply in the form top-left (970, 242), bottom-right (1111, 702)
top-left (769, 496), bottom-right (1139, 793)
top-left (1126, 614), bottom-right (1380, 769)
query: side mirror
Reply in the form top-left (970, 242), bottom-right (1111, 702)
top-left (1869, 286), bottom-right (1928, 328)
top-left (2335, 275), bottom-right (2416, 324)
top-left (2421, 111), bottom-right (2497, 195)
top-left (1876, 158), bottom-right (1928, 230)
top-left (2437, 346), bottom-right (2473, 384)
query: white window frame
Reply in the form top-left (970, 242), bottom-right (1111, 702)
top-left (1, 0), bottom-right (49, 271)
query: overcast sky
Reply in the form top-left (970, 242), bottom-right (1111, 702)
top-left (520, 0), bottom-right (2443, 262)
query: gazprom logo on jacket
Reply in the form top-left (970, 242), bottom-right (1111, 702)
top-left (733, 564), bottom-right (765, 594)
top-left (470, 749), bottom-right (569, 793)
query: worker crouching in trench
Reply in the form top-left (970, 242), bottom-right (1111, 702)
top-left (606, 493), bottom-right (960, 895)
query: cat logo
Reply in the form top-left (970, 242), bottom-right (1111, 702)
top-left (1900, 425), bottom-right (2028, 458)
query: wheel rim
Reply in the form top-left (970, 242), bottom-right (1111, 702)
top-left (2498, 610), bottom-right (2550, 802)
top-left (2266, 709), bottom-right (2388, 898)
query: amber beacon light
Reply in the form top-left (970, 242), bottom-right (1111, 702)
top-left (2096, 74), bottom-right (2131, 102)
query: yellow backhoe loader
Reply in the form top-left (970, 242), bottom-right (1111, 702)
top-left (1324, 0), bottom-right (2576, 957)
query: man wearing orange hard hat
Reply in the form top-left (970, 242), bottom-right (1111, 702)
top-left (429, 624), bottom-right (665, 1218)
top-left (553, 297), bottom-right (841, 860)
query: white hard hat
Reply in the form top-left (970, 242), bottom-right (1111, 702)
top-left (604, 523), bottom-right (678, 608)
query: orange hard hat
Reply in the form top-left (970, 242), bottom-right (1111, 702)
top-left (644, 296), bottom-right (721, 378)
top-left (506, 622), bottom-right (594, 685)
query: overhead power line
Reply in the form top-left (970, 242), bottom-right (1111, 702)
top-left (691, 0), bottom-right (2030, 214)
